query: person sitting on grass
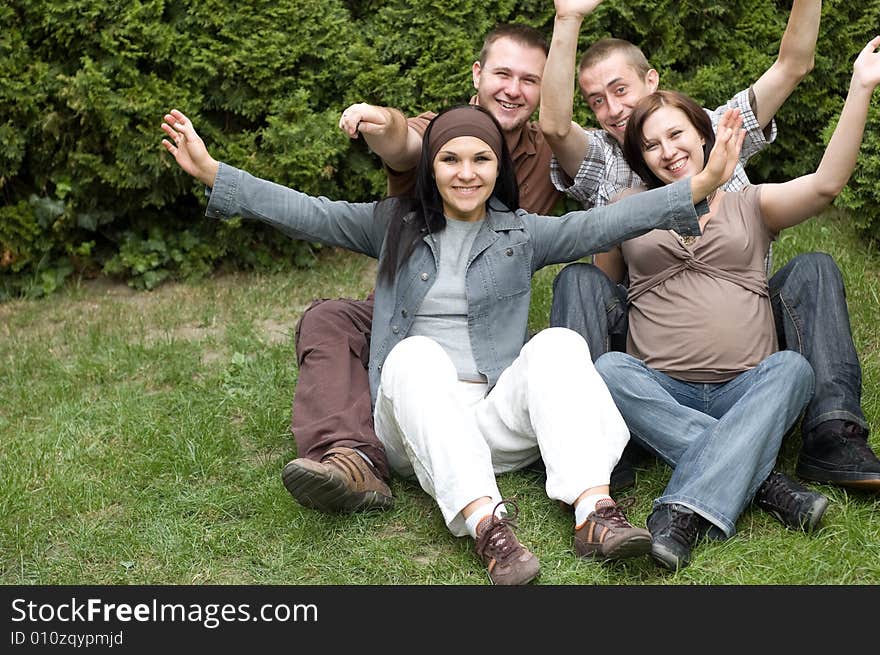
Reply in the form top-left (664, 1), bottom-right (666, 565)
top-left (593, 36), bottom-right (880, 571)
top-left (160, 103), bottom-right (743, 584)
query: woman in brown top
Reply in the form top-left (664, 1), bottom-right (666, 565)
top-left (594, 36), bottom-right (880, 571)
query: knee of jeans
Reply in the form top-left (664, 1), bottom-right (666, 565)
top-left (771, 350), bottom-right (815, 394)
top-left (593, 350), bottom-right (634, 382)
top-left (792, 252), bottom-right (843, 284)
top-left (382, 336), bottom-right (454, 385)
top-left (552, 262), bottom-right (604, 295)
top-left (526, 326), bottom-right (591, 361)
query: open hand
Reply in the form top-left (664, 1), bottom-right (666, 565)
top-left (554, 0), bottom-right (606, 19)
top-left (160, 109), bottom-right (219, 187)
top-left (852, 35), bottom-right (880, 91)
top-left (704, 108), bottom-right (745, 189)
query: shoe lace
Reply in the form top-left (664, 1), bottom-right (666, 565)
top-left (593, 497), bottom-right (636, 528)
top-left (667, 507), bottom-right (703, 545)
top-left (323, 449), bottom-right (366, 484)
top-left (475, 500), bottom-right (523, 565)
top-left (842, 423), bottom-right (878, 459)
top-left (758, 472), bottom-right (801, 511)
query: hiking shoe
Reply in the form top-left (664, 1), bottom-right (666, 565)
top-left (797, 420), bottom-right (880, 490)
top-left (281, 446), bottom-right (393, 513)
top-left (647, 503), bottom-right (710, 571)
top-left (574, 498), bottom-right (651, 560)
top-left (610, 459), bottom-right (636, 493)
top-left (474, 500), bottom-right (540, 585)
top-left (610, 441), bottom-right (651, 493)
top-left (754, 470), bottom-right (828, 532)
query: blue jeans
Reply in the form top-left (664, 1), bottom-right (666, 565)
top-left (595, 351), bottom-right (815, 537)
top-left (550, 253), bottom-right (866, 435)
top-left (549, 262), bottom-right (629, 361)
top-left (769, 252), bottom-right (865, 433)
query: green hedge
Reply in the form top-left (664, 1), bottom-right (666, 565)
top-left (2, 0), bottom-right (879, 298)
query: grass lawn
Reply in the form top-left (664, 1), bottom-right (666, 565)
top-left (1, 212), bottom-right (878, 585)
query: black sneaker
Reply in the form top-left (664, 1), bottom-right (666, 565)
top-left (610, 459), bottom-right (635, 493)
top-left (797, 421), bottom-right (880, 490)
top-left (754, 470), bottom-right (828, 532)
top-left (647, 503), bottom-right (710, 571)
top-left (610, 441), bottom-right (651, 492)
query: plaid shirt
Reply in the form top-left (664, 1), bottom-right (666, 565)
top-left (550, 88), bottom-right (777, 208)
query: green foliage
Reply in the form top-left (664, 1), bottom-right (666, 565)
top-left (4, 0), bottom-right (880, 298)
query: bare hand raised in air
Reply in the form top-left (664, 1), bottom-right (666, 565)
top-left (554, 0), bottom-right (606, 19)
top-left (852, 35), bottom-right (880, 90)
top-left (160, 109), bottom-right (219, 187)
top-left (691, 108), bottom-right (745, 202)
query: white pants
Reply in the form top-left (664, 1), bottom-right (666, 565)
top-left (373, 328), bottom-right (630, 536)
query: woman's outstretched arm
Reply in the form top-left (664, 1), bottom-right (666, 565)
top-left (760, 36), bottom-right (880, 232)
top-left (160, 109), bottom-right (383, 257)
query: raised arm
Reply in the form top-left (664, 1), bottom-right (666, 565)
top-left (161, 109), bottom-right (381, 256)
top-left (539, 0), bottom-right (605, 177)
top-left (338, 102), bottom-right (423, 172)
top-left (750, 0), bottom-right (821, 129)
top-left (761, 36), bottom-right (880, 232)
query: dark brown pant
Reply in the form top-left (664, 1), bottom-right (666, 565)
top-left (291, 294), bottom-right (390, 481)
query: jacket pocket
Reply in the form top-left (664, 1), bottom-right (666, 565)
top-left (484, 241), bottom-right (531, 299)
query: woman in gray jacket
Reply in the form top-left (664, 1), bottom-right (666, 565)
top-left (161, 104), bottom-right (743, 585)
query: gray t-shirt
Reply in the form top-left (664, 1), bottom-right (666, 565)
top-left (409, 217), bottom-right (485, 382)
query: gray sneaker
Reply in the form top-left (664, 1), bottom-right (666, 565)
top-left (754, 470), bottom-right (828, 532)
top-left (647, 503), bottom-right (709, 571)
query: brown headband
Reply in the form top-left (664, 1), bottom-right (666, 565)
top-left (427, 106), bottom-right (503, 164)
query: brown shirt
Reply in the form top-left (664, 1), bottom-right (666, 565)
top-left (622, 185), bottom-right (777, 383)
top-left (386, 104), bottom-right (562, 215)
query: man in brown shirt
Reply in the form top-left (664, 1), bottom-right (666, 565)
top-left (282, 24), bottom-right (565, 514)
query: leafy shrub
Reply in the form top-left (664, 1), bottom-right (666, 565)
top-left (3, 0), bottom-right (880, 299)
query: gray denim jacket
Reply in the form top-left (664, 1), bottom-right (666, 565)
top-left (206, 163), bottom-right (705, 404)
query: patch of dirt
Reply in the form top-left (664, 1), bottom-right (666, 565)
top-left (81, 276), bottom-right (139, 299)
top-left (144, 320), bottom-right (222, 345)
top-left (258, 319), bottom-right (294, 346)
top-left (200, 350), bottom-right (225, 366)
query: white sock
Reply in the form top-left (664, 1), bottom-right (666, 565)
top-left (574, 494), bottom-right (613, 527)
top-left (465, 503), bottom-right (500, 539)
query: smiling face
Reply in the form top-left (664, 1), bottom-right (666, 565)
top-left (639, 105), bottom-right (706, 185)
top-left (472, 36), bottom-right (546, 135)
top-left (578, 51), bottom-right (659, 144)
top-left (432, 136), bottom-right (498, 222)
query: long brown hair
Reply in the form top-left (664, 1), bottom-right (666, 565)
top-left (622, 90), bottom-right (715, 189)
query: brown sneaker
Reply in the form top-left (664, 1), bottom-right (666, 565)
top-left (281, 446), bottom-right (393, 513)
top-left (474, 500), bottom-right (540, 585)
top-left (574, 498), bottom-right (651, 560)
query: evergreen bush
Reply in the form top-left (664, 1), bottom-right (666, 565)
top-left (3, 0), bottom-right (879, 298)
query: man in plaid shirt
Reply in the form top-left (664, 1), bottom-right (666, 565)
top-left (543, 0), bottom-right (880, 498)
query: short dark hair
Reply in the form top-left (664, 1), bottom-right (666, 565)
top-left (578, 37), bottom-right (651, 78)
top-left (479, 23), bottom-right (549, 66)
top-left (622, 90), bottom-right (715, 190)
